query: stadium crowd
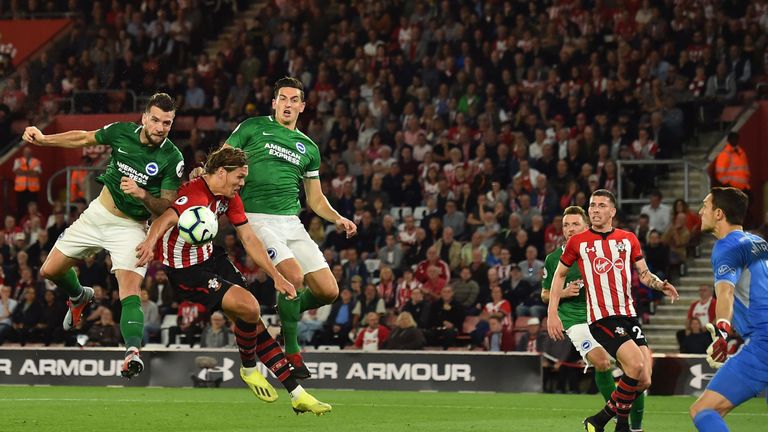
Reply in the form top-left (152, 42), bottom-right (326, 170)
top-left (0, 0), bottom-right (765, 374)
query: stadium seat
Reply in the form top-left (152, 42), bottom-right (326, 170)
top-left (390, 206), bottom-right (403, 221)
top-left (196, 116), bottom-right (216, 131)
top-left (413, 206), bottom-right (429, 221)
top-left (174, 116), bottom-right (196, 131)
top-left (364, 259), bottom-right (381, 274)
top-left (11, 119), bottom-right (29, 134)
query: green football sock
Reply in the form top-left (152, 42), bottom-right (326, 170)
top-left (630, 391), bottom-right (645, 430)
top-left (278, 291), bottom-right (301, 355)
top-left (120, 295), bottom-right (144, 349)
top-left (48, 268), bottom-right (83, 300)
top-left (299, 288), bottom-right (327, 313)
top-left (594, 369), bottom-right (616, 402)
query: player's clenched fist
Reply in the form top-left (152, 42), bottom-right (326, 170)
top-left (22, 126), bottom-right (45, 145)
top-left (120, 176), bottom-right (146, 200)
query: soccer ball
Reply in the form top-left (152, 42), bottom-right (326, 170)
top-left (177, 206), bottom-right (218, 245)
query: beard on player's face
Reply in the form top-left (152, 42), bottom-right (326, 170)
top-left (143, 126), bottom-right (166, 145)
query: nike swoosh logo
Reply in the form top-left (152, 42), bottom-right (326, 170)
top-left (117, 148), bottom-right (129, 154)
top-left (127, 321), bottom-right (142, 325)
top-left (262, 131), bottom-right (273, 136)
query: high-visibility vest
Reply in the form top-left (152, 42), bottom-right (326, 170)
top-left (714, 143), bottom-right (750, 190)
top-left (14, 157), bottom-right (41, 192)
top-left (70, 169), bottom-right (88, 201)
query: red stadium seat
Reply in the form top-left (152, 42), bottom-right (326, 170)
top-left (11, 119), bottom-right (30, 134)
top-left (174, 116), bottom-right (195, 131)
top-left (196, 116), bottom-right (216, 131)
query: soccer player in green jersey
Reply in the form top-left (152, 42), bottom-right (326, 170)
top-left (21, 93), bottom-right (183, 378)
top-left (223, 77), bottom-right (356, 377)
top-left (541, 206), bottom-right (645, 432)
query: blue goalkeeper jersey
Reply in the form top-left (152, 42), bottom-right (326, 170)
top-left (711, 230), bottom-right (768, 340)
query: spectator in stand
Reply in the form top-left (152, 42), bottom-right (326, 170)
top-left (11, 287), bottom-right (43, 345)
top-left (39, 290), bottom-right (66, 346)
top-left (677, 317), bottom-right (711, 354)
top-left (3, 215), bottom-right (22, 247)
top-left (415, 246), bottom-right (450, 284)
top-left (663, 212), bottom-right (691, 276)
top-left (460, 231), bottom-right (488, 268)
top-left (640, 190), bottom-right (672, 233)
top-left (518, 246), bottom-right (545, 286)
top-left (712, 132), bottom-right (751, 198)
top-left (688, 285), bottom-right (717, 328)
top-left (352, 284), bottom-right (385, 329)
top-left (442, 200), bottom-right (466, 239)
top-left (484, 285), bottom-right (512, 327)
top-left (395, 269), bottom-right (422, 311)
top-left (147, 268), bottom-right (176, 317)
top-left (516, 317), bottom-right (546, 353)
top-left (433, 226), bottom-right (462, 273)
top-left (451, 267), bottom-right (480, 314)
top-left (166, 299), bottom-right (206, 347)
top-left (385, 311), bottom-right (425, 350)
top-left (484, 315), bottom-right (514, 352)
top-left (86, 307), bottom-right (121, 347)
top-left (322, 288), bottom-right (355, 348)
top-left (199, 311), bottom-right (233, 348)
top-left (402, 287), bottom-right (431, 330)
top-left (377, 234), bottom-right (404, 274)
top-left (353, 312), bottom-right (390, 351)
top-left (140, 288), bottom-right (160, 345)
top-left (376, 266), bottom-right (396, 309)
top-left (426, 286), bottom-right (465, 349)
top-left (421, 265), bottom-right (448, 301)
top-left (0, 285), bottom-right (18, 345)
top-left (342, 248), bottom-right (369, 284)
top-left (634, 214), bottom-right (654, 247)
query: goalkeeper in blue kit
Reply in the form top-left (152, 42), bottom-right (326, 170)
top-left (690, 187), bottom-right (768, 432)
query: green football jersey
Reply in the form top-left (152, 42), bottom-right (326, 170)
top-left (95, 122), bottom-right (184, 221)
top-left (226, 116), bottom-right (321, 215)
top-left (542, 245), bottom-right (588, 329)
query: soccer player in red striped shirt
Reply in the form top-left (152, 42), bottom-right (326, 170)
top-left (135, 147), bottom-right (330, 415)
top-left (547, 190), bottom-right (678, 432)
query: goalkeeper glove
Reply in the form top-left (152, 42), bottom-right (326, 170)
top-left (705, 319), bottom-right (731, 369)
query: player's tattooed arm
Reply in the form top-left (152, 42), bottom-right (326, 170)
top-left (635, 258), bottom-right (679, 301)
top-left (121, 178), bottom-right (177, 217)
top-left (22, 127), bottom-right (99, 148)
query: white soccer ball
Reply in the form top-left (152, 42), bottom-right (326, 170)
top-left (177, 206), bottom-right (218, 245)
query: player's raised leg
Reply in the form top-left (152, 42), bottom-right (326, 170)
top-left (222, 283), bottom-right (330, 415)
top-left (39, 248), bottom-right (94, 331)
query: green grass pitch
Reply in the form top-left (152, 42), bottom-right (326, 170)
top-left (1, 385), bottom-right (765, 431)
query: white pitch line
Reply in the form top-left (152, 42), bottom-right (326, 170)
top-left (0, 398), bottom-right (765, 417)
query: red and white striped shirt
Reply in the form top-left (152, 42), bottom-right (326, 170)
top-left (560, 228), bottom-right (643, 323)
top-left (157, 177), bottom-right (248, 268)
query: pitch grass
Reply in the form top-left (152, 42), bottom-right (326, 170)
top-left (1, 386), bottom-right (765, 432)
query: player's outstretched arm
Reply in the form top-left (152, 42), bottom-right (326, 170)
top-left (635, 258), bottom-right (679, 302)
top-left (546, 262), bottom-right (570, 341)
top-left (304, 177), bottom-right (357, 238)
top-left (22, 126), bottom-right (99, 148)
top-left (135, 208), bottom-right (178, 266)
top-left (234, 224), bottom-right (297, 299)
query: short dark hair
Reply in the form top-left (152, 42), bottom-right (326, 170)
top-left (204, 146), bottom-right (248, 174)
top-left (648, 189), bottom-right (663, 199)
top-left (563, 205), bottom-right (589, 224)
top-left (727, 131), bottom-right (739, 146)
top-left (273, 76), bottom-right (304, 101)
top-left (591, 189), bottom-right (617, 207)
top-left (710, 187), bottom-right (748, 226)
top-left (145, 92), bottom-right (176, 113)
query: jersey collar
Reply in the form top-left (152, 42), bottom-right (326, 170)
top-left (589, 227), bottom-right (615, 239)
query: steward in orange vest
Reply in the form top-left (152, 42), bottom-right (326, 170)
top-left (13, 146), bottom-right (42, 216)
top-left (713, 132), bottom-right (750, 191)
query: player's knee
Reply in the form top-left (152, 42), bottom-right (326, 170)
top-left (594, 358), bottom-right (612, 372)
top-left (39, 262), bottom-right (58, 280)
top-left (239, 302), bottom-right (261, 323)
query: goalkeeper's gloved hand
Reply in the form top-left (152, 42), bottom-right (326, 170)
top-left (705, 319), bottom-right (731, 369)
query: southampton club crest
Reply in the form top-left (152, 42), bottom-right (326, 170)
top-left (615, 327), bottom-right (626, 336)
